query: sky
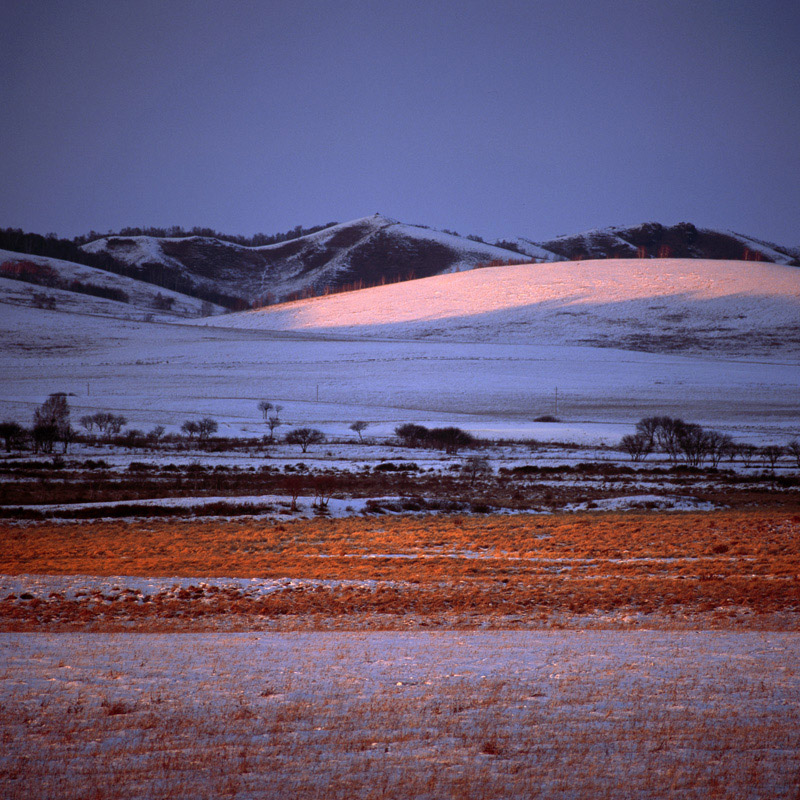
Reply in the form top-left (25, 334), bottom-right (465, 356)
top-left (2, 0), bottom-right (799, 245)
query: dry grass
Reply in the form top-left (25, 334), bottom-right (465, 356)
top-left (1, 510), bottom-right (798, 629)
top-left (1, 630), bottom-right (798, 799)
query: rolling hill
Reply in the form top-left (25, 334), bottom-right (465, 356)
top-left (534, 222), bottom-right (800, 265)
top-left (82, 214), bottom-right (528, 305)
top-left (0, 249), bottom-right (223, 320)
top-left (1, 216), bottom-right (792, 313)
top-left (206, 257), bottom-right (800, 358)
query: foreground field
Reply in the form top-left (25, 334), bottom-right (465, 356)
top-left (2, 510), bottom-right (798, 630)
top-left (1, 631), bottom-right (798, 799)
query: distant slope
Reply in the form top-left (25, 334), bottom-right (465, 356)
top-left (0, 249), bottom-right (224, 320)
top-left (80, 217), bottom-right (799, 309)
top-left (82, 214), bottom-right (532, 305)
top-left (536, 222), bottom-right (800, 265)
top-left (206, 258), bottom-right (800, 358)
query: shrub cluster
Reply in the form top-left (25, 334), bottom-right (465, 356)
top-left (394, 424), bottom-right (475, 454)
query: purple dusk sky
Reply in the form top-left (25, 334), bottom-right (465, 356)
top-left (2, 0), bottom-right (798, 245)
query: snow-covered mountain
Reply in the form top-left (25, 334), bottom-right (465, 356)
top-left (206, 258), bottom-right (800, 358)
top-left (82, 214), bottom-right (528, 305)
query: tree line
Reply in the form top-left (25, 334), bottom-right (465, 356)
top-left (620, 416), bottom-right (797, 469)
top-left (72, 222), bottom-right (339, 249)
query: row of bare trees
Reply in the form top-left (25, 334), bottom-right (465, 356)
top-left (620, 416), bottom-right (799, 468)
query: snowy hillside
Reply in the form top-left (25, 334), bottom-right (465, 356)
top-left (79, 217), bottom-right (799, 309)
top-left (0, 249), bottom-right (223, 320)
top-left (82, 215), bottom-right (529, 304)
top-left (207, 258), bottom-right (800, 357)
top-left (536, 222), bottom-right (800, 265)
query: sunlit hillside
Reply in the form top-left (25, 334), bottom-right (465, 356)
top-left (207, 258), bottom-right (800, 357)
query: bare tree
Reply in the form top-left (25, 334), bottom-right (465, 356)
top-left (106, 414), bottom-right (127, 438)
top-left (462, 455), bottom-right (492, 485)
top-left (786, 439), bottom-right (800, 468)
top-left (723, 439), bottom-right (741, 464)
top-left (657, 417), bottom-right (689, 463)
top-left (181, 420), bottom-right (200, 441)
top-left (34, 393), bottom-right (71, 452)
top-left (197, 417), bottom-right (218, 446)
top-left (740, 443), bottom-right (757, 469)
top-left (283, 475), bottom-right (304, 512)
top-left (34, 393), bottom-right (69, 430)
top-left (311, 475), bottom-right (335, 511)
top-left (259, 401), bottom-right (283, 443)
top-left (350, 420), bottom-right (369, 442)
top-left (619, 433), bottom-right (652, 462)
top-left (761, 445), bottom-right (784, 470)
top-left (60, 424), bottom-right (77, 453)
top-left (428, 427), bottom-right (475, 454)
top-left (123, 429), bottom-right (146, 449)
top-left (91, 412), bottom-right (113, 437)
top-left (677, 423), bottom-right (710, 467)
top-left (636, 416), bottom-right (717, 466)
top-left (147, 425), bottom-right (165, 445)
top-left (285, 427), bottom-right (326, 453)
top-left (89, 411), bottom-right (126, 442)
top-left (635, 417), bottom-right (661, 449)
top-left (32, 423), bottom-right (58, 454)
top-left (258, 400), bottom-right (274, 420)
top-left (395, 423), bottom-right (429, 448)
top-left (705, 431), bottom-right (730, 468)
top-left (267, 413), bottom-right (283, 442)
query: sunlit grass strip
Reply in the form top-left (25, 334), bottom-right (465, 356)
top-left (1, 510), bottom-right (797, 579)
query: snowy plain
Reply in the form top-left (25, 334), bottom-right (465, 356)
top-left (1, 283), bottom-right (798, 448)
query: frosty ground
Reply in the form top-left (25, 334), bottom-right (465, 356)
top-left (2, 630), bottom-right (798, 799)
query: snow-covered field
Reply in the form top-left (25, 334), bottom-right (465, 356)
top-left (1, 298), bottom-right (798, 447)
top-left (2, 631), bottom-right (798, 799)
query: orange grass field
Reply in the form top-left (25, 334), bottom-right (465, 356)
top-left (2, 510), bottom-right (799, 629)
